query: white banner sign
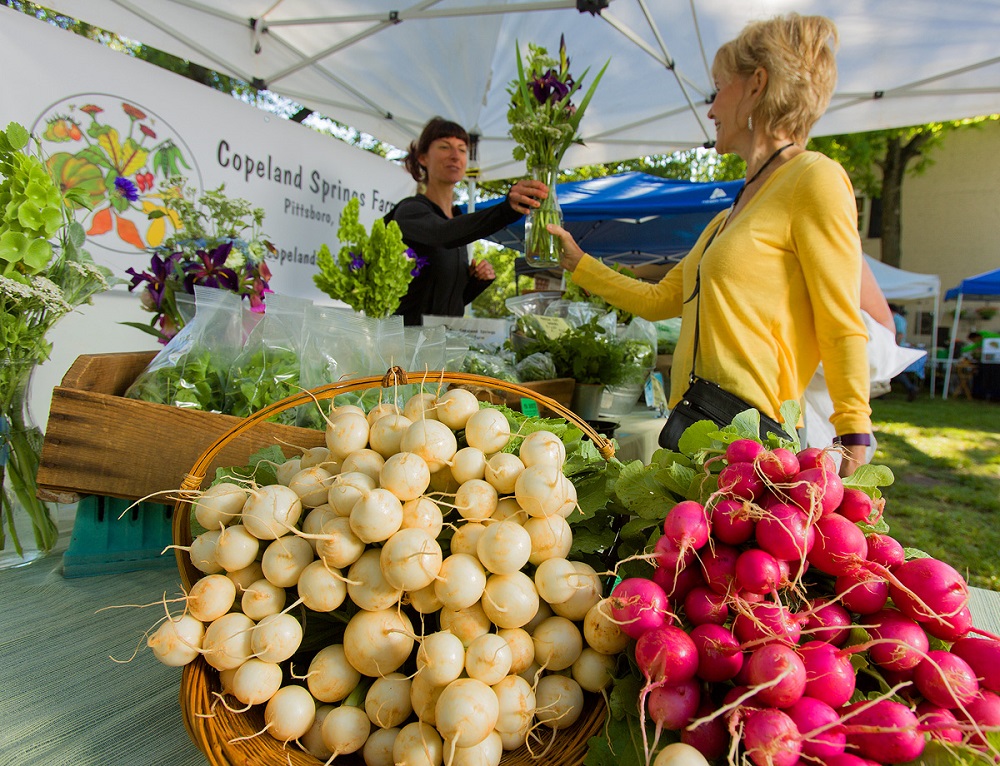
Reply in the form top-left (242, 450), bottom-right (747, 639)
top-left (0, 9), bottom-right (412, 302)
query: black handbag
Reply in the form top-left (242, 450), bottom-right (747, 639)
top-left (658, 375), bottom-right (791, 450)
top-left (658, 222), bottom-right (791, 451)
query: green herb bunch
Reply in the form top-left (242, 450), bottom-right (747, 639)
top-left (313, 197), bottom-right (415, 319)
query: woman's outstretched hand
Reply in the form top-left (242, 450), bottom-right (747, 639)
top-left (507, 179), bottom-right (547, 215)
top-left (546, 223), bottom-right (586, 273)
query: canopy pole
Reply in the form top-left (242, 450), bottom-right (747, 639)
top-left (942, 294), bottom-right (963, 399)
top-left (929, 291), bottom-right (940, 397)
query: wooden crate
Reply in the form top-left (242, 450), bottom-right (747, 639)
top-left (37, 352), bottom-right (325, 503)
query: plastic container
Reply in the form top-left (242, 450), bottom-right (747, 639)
top-left (600, 381), bottom-right (646, 417)
top-left (62, 495), bottom-right (175, 578)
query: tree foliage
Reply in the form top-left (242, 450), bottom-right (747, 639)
top-left (810, 116), bottom-right (999, 267)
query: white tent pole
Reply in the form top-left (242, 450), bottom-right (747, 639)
top-left (929, 290), bottom-right (940, 397)
top-left (943, 293), bottom-right (963, 399)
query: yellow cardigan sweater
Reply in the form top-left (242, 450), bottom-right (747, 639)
top-left (571, 151), bottom-right (872, 438)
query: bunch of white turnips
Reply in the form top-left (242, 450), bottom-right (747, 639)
top-left (147, 386), bottom-right (628, 766)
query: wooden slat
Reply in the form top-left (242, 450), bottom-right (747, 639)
top-left (38, 384), bottom-right (325, 502)
top-left (59, 350), bottom-right (158, 395)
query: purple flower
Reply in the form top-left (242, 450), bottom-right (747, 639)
top-left (125, 251), bottom-right (180, 308)
top-left (407, 248), bottom-right (429, 277)
top-left (348, 251), bottom-right (365, 272)
top-left (182, 242), bottom-right (240, 292)
top-left (114, 176), bottom-right (140, 202)
top-left (530, 70), bottom-right (572, 105)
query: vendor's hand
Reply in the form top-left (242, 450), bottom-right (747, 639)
top-left (839, 443), bottom-right (867, 478)
top-left (546, 223), bottom-right (586, 272)
top-left (470, 258), bottom-right (495, 281)
top-left (507, 179), bottom-right (547, 215)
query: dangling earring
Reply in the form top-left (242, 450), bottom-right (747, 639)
top-left (747, 114), bottom-right (754, 132)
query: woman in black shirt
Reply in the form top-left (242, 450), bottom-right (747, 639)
top-left (387, 117), bottom-right (547, 325)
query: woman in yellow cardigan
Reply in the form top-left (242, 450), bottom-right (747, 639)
top-left (549, 13), bottom-right (871, 476)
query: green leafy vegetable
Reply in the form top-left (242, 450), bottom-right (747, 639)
top-left (313, 197), bottom-right (413, 319)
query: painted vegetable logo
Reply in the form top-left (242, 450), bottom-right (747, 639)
top-left (32, 96), bottom-right (201, 255)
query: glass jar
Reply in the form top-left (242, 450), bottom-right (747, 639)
top-left (523, 164), bottom-right (563, 268)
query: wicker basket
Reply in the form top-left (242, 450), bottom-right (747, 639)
top-left (173, 368), bottom-right (614, 766)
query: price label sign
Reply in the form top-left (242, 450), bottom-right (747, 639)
top-left (520, 398), bottom-right (540, 418)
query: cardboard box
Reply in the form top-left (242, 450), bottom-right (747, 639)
top-left (37, 352), bottom-right (325, 503)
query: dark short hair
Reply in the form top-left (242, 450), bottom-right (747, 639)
top-left (403, 117), bottom-right (470, 183)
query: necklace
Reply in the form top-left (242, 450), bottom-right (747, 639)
top-left (731, 142), bottom-right (796, 210)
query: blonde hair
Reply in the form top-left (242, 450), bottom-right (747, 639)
top-left (713, 13), bottom-right (838, 143)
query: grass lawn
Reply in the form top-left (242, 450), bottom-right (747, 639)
top-left (869, 391), bottom-right (1000, 591)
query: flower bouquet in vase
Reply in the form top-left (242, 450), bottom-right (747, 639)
top-left (507, 36), bottom-right (608, 268)
top-left (1, 122), bottom-right (116, 567)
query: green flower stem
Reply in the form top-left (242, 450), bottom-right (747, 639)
top-left (0, 366), bottom-right (58, 557)
top-left (524, 165), bottom-right (563, 268)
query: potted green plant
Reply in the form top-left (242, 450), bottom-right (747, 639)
top-left (975, 305), bottom-right (997, 321)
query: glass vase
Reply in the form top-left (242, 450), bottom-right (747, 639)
top-left (523, 164), bottom-right (563, 268)
top-left (1, 359), bottom-right (59, 569)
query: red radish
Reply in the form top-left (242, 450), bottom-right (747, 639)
top-left (795, 447), bottom-right (836, 473)
top-left (735, 548), bottom-right (782, 596)
top-left (683, 586), bottom-right (729, 627)
top-left (746, 643), bottom-right (806, 708)
top-left (757, 447), bottom-right (799, 484)
top-left (950, 637), bottom-right (1000, 693)
top-left (957, 690), bottom-right (1000, 748)
top-left (755, 503), bottom-right (815, 562)
top-left (865, 533), bottom-right (905, 569)
top-left (718, 462), bottom-right (764, 500)
top-left (923, 603), bottom-right (973, 642)
top-left (655, 563), bottom-right (704, 603)
top-left (798, 641), bottom-right (856, 709)
top-left (742, 708), bottom-right (802, 766)
top-left (785, 696), bottom-right (846, 760)
top-left (888, 557), bottom-right (969, 624)
top-left (710, 499), bottom-right (756, 545)
top-left (689, 623), bottom-right (744, 683)
top-left (635, 625), bottom-right (699, 688)
top-left (802, 598), bottom-right (852, 646)
top-left (834, 570), bottom-right (889, 615)
top-left (732, 602), bottom-right (802, 647)
top-left (915, 701), bottom-right (963, 743)
top-left (662, 501), bottom-right (710, 552)
top-left (700, 543), bottom-right (739, 596)
top-left (807, 513), bottom-right (868, 577)
top-left (786, 467), bottom-right (844, 517)
top-left (836, 487), bottom-right (874, 523)
top-left (913, 649), bottom-right (980, 708)
top-left (648, 679), bottom-right (700, 731)
top-left (654, 534), bottom-right (696, 572)
top-left (726, 438), bottom-right (766, 464)
top-left (634, 624), bottom-right (699, 763)
top-left (609, 578), bottom-right (670, 639)
top-left (867, 608), bottom-right (930, 672)
top-left (842, 699), bottom-right (925, 763)
top-left (681, 702), bottom-right (729, 760)
top-left (824, 757), bottom-right (878, 766)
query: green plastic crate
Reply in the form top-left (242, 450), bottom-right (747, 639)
top-left (62, 495), bottom-right (176, 578)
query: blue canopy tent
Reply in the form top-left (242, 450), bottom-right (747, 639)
top-left (943, 268), bottom-right (1000, 398)
top-left (470, 172), bottom-right (743, 267)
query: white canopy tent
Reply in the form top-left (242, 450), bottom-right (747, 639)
top-left (38, 0), bottom-right (1000, 181)
top-left (864, 255), bottom-right (941, 396)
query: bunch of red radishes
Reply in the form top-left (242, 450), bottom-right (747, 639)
top-left (608, 439), bottom-right (1000, 766)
